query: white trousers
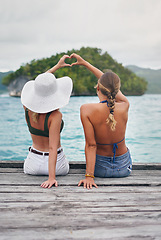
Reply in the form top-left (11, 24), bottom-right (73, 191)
top-left (24, 146), bottom-right (69, 176)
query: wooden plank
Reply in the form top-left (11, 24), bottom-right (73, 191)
top-left (1, 168), bottom-right (161, 176)
top-left (1, 160), bottom-right (161, 170)
top-left (1, 171), bottom-right (161, 186)
top-left (1, 203), bottom-right (161, 214)
top-left (0, 168), bottom-right (85, 174)
top-left (1, 197), bottom-right (161, 211)
top-left (1, 190), bottom-right (161, 202)
top-left (1, 204), bottom-right (161, 234)
top-left (1, 225), bottom-right (161, 240)
top-left (0, 185), bottom-right (161, 193)
top-left (1, 169), bottom-right (161, 176)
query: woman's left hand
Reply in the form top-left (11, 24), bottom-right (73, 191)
top-left (78, 178), bottom-right (98, 189)
top-left (41, 178), bottom-right (58, 188)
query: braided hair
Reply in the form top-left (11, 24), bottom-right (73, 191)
top-left (98, 71), bottom-right (120, 131)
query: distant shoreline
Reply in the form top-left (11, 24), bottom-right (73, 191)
top-left (0, 91), bottom-right (161, 97)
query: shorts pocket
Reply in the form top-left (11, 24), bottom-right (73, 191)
top-left (115, 164), bottom-right (132, 178)
top-left (24, 155), bottom-right (41, 175)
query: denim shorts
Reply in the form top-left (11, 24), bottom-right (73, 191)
top-left (94, 149), bottom-right (132, 178)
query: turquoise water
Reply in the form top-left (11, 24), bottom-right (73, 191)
top-left (0, 93), bottom-right (161, 163)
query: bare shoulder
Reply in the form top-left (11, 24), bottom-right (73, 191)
top-left (116, 98), bottom-right (130, 113)
top-left (115, 91), bottom-right (130, 110)
top-left (80, 103), bottom-right (98, 116)
top-left (48, 110), bottom-right (62, 123)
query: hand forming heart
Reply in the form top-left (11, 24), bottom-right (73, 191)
top-left (57, 53), bottom-right (85, 69)
top-left (64, 55), bottom-right (77, 66)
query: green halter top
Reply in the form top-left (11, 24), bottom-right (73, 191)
top-left (25, 108), bottom-right (64, 137)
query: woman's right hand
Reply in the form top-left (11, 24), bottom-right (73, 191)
top-left (70, 53), bottom-right (86, 66)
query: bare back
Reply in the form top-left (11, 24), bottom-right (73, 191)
top-left (24, 107), bottom-right (61, 152)
top-left (81, 100), bottom-right (129, 157)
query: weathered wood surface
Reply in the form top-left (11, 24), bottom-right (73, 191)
top-left (1, 160), bottom-right (161, 170)
top-left (0, 163), bottom-right (161, 239)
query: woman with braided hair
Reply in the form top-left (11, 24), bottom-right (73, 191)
top-left (70, 53), bottom-right (132, 189)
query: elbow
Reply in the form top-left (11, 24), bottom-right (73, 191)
top-left (86, 142), bottom-right (97, 150)
top-left (49, 145), bottom-right (57, 154)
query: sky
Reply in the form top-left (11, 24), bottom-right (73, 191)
top-left (0, 0), bottom-right (161, 72)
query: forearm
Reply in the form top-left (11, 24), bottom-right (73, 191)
top-left (46, 54), bottom-right (71, 74)
top-left (85, 144), bottom-right (97, 175)
top-left (48, 152), bottom-right (57, 179)
top-left (71, 53), bottom-right (103, 79)
top-left (83, 61), bottom-right (103, 79)
top-left (78, 144), bottom-right (98, 189)
top-left (47, 64), bottom-right (59, 74)
top-left (115, 90), bottom-right (129, 103)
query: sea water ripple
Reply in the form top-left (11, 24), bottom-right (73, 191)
top-left (0, 93), bottom-right (161, 163)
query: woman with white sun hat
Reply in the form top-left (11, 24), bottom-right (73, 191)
top-left (21, 55), bottom-right (73, 188)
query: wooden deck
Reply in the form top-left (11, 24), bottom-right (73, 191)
top-left (1, 161), bottom-right (161, 240)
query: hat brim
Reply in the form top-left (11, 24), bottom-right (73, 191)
top-left (21, 76), bottom-right (73, 113)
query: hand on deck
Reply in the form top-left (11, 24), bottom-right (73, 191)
top-left (78, 178), bottom-right (98, 189)
top-left (41, 178), bottom-right (58, 188)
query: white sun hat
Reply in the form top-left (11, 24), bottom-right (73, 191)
top-left (21, 72), bottom-right (73, 113)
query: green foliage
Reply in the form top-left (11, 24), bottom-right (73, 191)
top-left (2, 47), bottom-right (147, 95)
top-left (126, 65), bottom-right (161, 94)
top-left (0, 71), bottom-right (13, 92)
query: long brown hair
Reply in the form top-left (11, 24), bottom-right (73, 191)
top-left (98, 71), bottom-right (120, 131)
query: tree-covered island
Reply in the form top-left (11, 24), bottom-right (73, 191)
top-left (2, 47), bottom-right (147, 96)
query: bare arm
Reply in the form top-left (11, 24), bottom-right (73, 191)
top-left (41, 111), bottom-right (62, 188)
top-left (78, 105), bottom-right (98, 189)
top-left (70, 53), bottom-right (103, 79)
top-left (71, 53), bottom-right (129, 105)
top-left (46, 55), bottom-right (71, 74)
top-left (115, 90), bottom-right (130, 110)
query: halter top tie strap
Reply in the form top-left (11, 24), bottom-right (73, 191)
top-left (96, 137), bottom-right (125, 162)
top-left (100, 100), bottom-right (109, 106)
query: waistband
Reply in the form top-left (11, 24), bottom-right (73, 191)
top-left (96, 148), bottom-right (131, 163)
top-left (29, 147), bottom-right (63, 156)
